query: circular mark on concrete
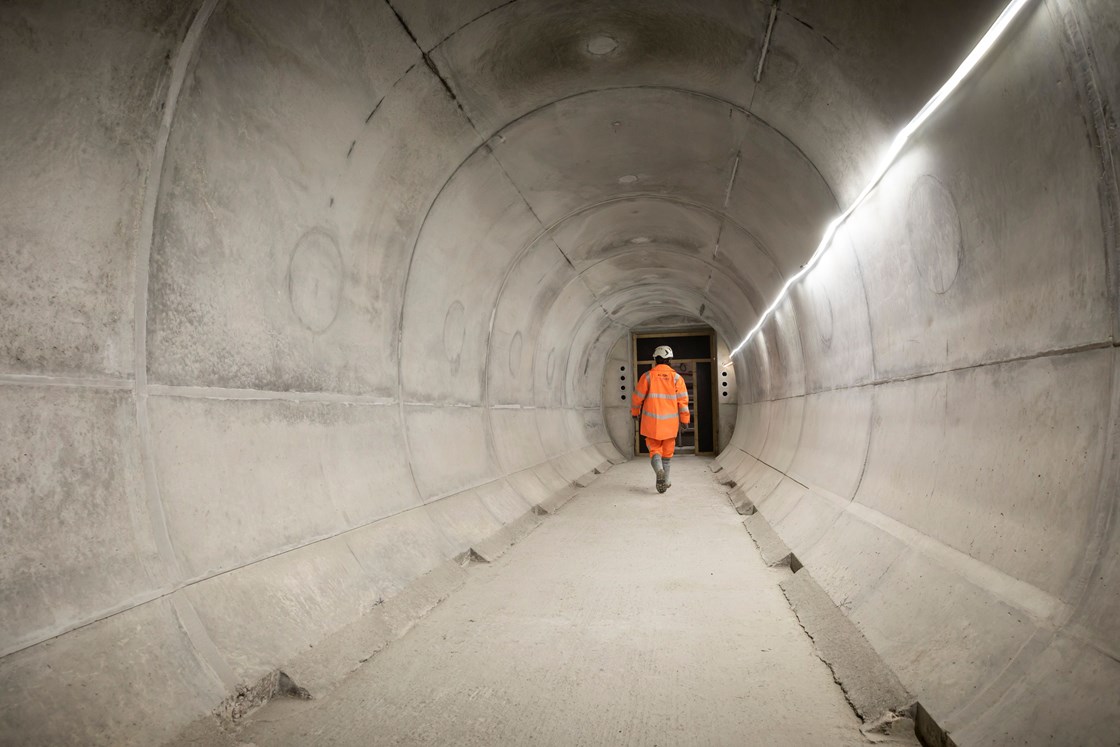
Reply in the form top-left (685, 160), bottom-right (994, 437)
top-left (288, 229), bottom-right (343, 333)
top-left (546, 348), bottom-right (557, 385)
top-left (587, 35), bottom-right (618, 55)
top-left (508, 331), bottom-right (523, 376)
top-left (812, 284), bottom-right (834, 348)
top-left (906, 175), bottom-right (962, 294)
top-left (443, 301), bottom-right (466, 372)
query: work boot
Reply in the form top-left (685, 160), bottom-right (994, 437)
top-left (652, 454), bottom-right (666, 493)
top-left (662, 459), bottom-right (671, 490)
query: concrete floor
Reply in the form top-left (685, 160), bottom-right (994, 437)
top-left (210, 458), bottom-right (881, 746)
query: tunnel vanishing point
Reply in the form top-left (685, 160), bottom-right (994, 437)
top-left (2, 0), bottom-right (1120, 744)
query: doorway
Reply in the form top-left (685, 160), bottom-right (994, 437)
top-left (632, 329), bottom-right (718, 456)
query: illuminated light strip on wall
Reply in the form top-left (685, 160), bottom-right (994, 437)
top-left (727, 0), bottom-right (1033, 362)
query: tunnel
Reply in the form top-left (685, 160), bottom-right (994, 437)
top-left (2, 0), bottom-right (1119, 744)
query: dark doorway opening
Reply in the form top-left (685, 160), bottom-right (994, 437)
top-left (633, 329), bottom-right (717, 456)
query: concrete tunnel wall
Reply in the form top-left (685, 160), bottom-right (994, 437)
top-left (0, 0), bottom-right (1118, 744)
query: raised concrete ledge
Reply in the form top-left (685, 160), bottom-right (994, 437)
top-left (573, 470), bottom-right (599, 488)
top-left (473, 511), bottom-right (543, 562)
top-left (742, 513), bottom-right (794, 567)
top-left (728, 485), bottom-right (756, 515)
top-left (1, 447), bottom-right (613, 745)
top-left (534, 488), bottom-right (578, 515)
top-left (732, 445), bottom-right (1068, 629)
top-left (779, 571), bottom-right (916, 728)
top-left (171, 559), bottom-right (470, 743)
top-left (264, 560), bottom-right (468, 698)
top-left (198, 457), bottom-right (612, 727)
top-left (740, 508), bottom-right (961, 746)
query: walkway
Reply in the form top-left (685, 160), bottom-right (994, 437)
top-left (230, 457), bottom-right (873, 745)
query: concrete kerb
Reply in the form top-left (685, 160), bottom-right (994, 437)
top-left (472, 511), bottom-right (543, 562)
top-left (728, 486), bottom-right (756, 515)
top-left (173, 559), bottom-right (470, 742)
top-left (171, 458), bottom-right (615, 743)
top-left (780, 571), bottom-right (917, 732)
top-left (742, 513), bottom-right (795, 567)
top-left (573, 470), bottom-right (598, 488)
top-left (534, 488), bottom-right (578, 515)
top-left (741, 508), bottom-right (956, 747)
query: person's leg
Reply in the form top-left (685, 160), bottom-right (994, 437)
top-left (646, 438), bottom-right (663, 474)
top-left (646, 438), bottom-right (666, 491)
top-left (646, 438), bottom-right (662, 472)
top-left (662, 437), bottom-right (676, 489)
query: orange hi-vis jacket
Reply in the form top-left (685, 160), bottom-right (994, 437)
top-left (630, 364), bottom-right (691, 440)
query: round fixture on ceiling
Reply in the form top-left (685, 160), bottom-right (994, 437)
top-left (586, 35), bottom-right (619, 55)
top-left (629, 237), bottom-right (651, 244)
top-left (618, 174), bottom-right (638, 184)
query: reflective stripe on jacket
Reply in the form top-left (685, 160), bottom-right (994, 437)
top-left (630, 364), bottom-right (690, 440)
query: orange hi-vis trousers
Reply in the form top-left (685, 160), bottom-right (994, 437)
top-left (645, 437), bottom-right (676, 459)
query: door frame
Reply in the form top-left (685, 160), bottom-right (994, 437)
top-left (631, 328), bottom-right (718, 456)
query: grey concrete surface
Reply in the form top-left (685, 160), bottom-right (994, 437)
top-left (176, 458), bottom-right (885, 747)
top-left (2, 0), bottom-right (1120, 744)
top-left (779, 570), bottom-right (914, 728)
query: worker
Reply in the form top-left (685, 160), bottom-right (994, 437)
top-left (630, 345), bottom-right (690, 493)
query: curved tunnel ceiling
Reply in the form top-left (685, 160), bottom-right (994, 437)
top-left (382, 0), bottom-right (1006, 396)
top-left (398, 83), bottom-right (838, 407)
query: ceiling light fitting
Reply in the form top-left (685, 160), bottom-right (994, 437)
top-left (725, 0), bottom-right (1033, 366)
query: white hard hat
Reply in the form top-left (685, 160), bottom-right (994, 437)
top-left (653, 345), bottom-right (674, 360)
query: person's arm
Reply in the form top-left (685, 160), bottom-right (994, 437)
top-left (630, 372), bottom-right (649, 419)
top-left (676, 373), bottom-right (691, 425)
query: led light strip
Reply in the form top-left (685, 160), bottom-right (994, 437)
top-left (727, 0), bottom-right (1033, 362)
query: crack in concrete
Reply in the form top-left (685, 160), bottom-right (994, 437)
top-left (427, 0), bottom-right (523, 52)
top-left (364, 62), bottom-right (417, 126)
top-left (781, 9), bottom-right (840, 51)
